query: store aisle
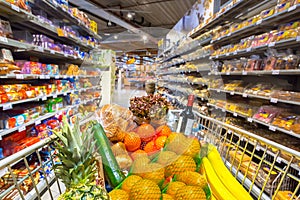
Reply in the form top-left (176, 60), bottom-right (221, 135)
top-left (112, 87), bottom-right (147, 107)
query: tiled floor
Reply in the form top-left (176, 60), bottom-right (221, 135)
top-left (43, 86), bottom-right (144, 199)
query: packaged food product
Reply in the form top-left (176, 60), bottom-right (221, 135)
top-left (272, 112), bottom-right (298, 131)
top-left (0, 19), bottom-right (12, 38)
top-left (276, 2), bottom-right (292, 13)
top-left (260, 8), bottom-right (275, 18)
top-left (244, 55), bottom-right (263, 71)
top-left (253, 106), bottom-right (281, 123)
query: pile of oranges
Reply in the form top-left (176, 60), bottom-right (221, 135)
top-left (121, 124), bottom-right (172, 158)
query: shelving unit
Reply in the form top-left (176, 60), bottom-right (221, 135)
top-left (159, 0), bottom-right (300, 198)
top-left (0, 1), bottom-right (109, 199)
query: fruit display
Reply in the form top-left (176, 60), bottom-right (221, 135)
top-left (129, 94), bottom-right (170, 125)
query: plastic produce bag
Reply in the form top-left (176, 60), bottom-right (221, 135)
top-left (97, 104), bottom-right (136, 142)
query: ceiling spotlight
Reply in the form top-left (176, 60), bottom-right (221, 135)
top-left (104, 33), bottom-right (110, 36)
top-left (114, 35), bottom-right (118, 39)
top-left (107, 21), bottom-right (112, 26)
top-left (142, 35), bottom-right (147, 41)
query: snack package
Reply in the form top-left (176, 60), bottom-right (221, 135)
top-left (253, 106), bottom-right (281, 123)
top-left (272, 112), bottom-right (298, 131)
top-left (98, 104), bottom-right (136, 141)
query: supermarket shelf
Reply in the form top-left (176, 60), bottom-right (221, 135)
top-left (23, 173), bottom-right (56, 200)
top-left (160, 79), bottom-right (207, 86)
top-left (209, 88), bottom-right (300, 106)
top-left (159, 54), bottom-right (210, 70)
top-left (189, 0), bottom-right (263, 38)
top-left (34, 0), bottom-right (101, 40)
top-left (211, 4), bottom-right (300, 46)
top-left (210, 37), bottom-right (300, 60)
top-left (0, 1), bottom-right (96, 50)
top-left (0, 74), bottom-right (101, 80)
top-left (157, 67), bottom-right (210, 76)
top-left (208, 103), bottom-right (300, 139)
top-left (0, 85), bottom-right (101, 110)
top-left (224, 161), bottom-right (271, 200)
top-left (208, 69), bottom-right (300, 76)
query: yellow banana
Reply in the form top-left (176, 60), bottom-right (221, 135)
top-left (202, 157), bottom-right (238, 200)
top-left (207, 148), bottom-right (253, 200)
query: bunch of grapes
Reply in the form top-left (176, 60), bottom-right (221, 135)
top-left (129, 94), bottom-right (170, 120)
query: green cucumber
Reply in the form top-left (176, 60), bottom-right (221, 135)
top-left (93, 122), bottom-right (125, 188)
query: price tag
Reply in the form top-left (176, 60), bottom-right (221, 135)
top-left (222, 108), bottom-right (226, 112)
top-left (247, 118), bottom-right (253, 122)
top-left (297, 36), bottom-right (300, 42)
top-left (55, 75), bottom-right (60, 79)
top-left (228, 130), bottom-right (232, 134)
top-left (268, 42), bottom-right (276, 47)
top-left (240, 136), bottom-right (245, 141)
top-left (215, 72), bottom-right (219, 76)
top-left (256, 146), bottom-right (261, 151)
top-left (64, 54), bottom-right (68, 57)
top-left (230, 92), bottom-right (235, 95)
top-left (16, 74), bottom-right (24, 79)
top-left (42, 96), bottom-right (47, 101)
top-left (226, 53), bottom-right (230, 56)
top-left (233, 113), bottom-right (238, 117)
top-left (242, 93), bottom-right (248, 98)
top-left (35, 120), bottom-right (41, 125)
top-left (276, 157), bottom-right (282, 163)
top-left (216, 55), bottom-right (219, 58)
top-left (270, 98), bottom-right (278, 103)
top-left (50, 50), bottom-right (55, 54)
top-left (246, 48), bottom-right (252, 52)
top-left (242, 71), bottom-right (248, 75)
top-left (272, 70), bottom-right (280, 75)
top-left (288, 5), bottom-right (297, 12)
top-left (71, 90), bottom-right (74, 94)
top-left (37, 46), bottom-right (44, 52)
top-left (256, 20), bottom-right (262, 25)
top-left (40, 75), bottom-right (45, 79)
top-left (0, 167), bottom-right (8, 177)
top-left (0, 36), bottom-right (8, 43)
top-left (63, 75), bottom-right (67, 79)
top-left (3, 103), bottom-right (12, 110)
top-left (53, 94), bottom-right (57, 98)
top-left (269, 126), bottom-right (277, 131)
top-left (217, 89), bottom-right (221, 93)
top-left (45, 75), bottom-right (50, 79)
top-left (233, 51), bottom-right (238, 55)
top-left (228, 33), bottom-right (232, 37)
top-left (63, 92), bottom-right (67, 96)
top-left (18, 126), bottom-right (26, 132)
top-left (11, 4), bottom-right (20, 12)
top-left (226, 72), bottom-right (230, 75)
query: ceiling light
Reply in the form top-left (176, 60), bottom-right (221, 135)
top-left (114, 35), bottom-right (118, 39)
top-left (142, 35), bottom-right (147, 40)
top-left (107, 21), bottom-right (112, 26)
top-left (104, 33), bottom-right (110, 36)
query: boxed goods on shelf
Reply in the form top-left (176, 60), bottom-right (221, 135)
top-left (0, 19), bottom-right (12, 38)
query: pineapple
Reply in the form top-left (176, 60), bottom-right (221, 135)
top-left (165, 155), bottom-right (196, 177)
top-left (166, 181), bottom-right (186, 198)
top-left (121, 175), bottom-right (142, 193)
top-left (54, 117), bottom-right (108, 199)
top-left (162, 193), bottom-right (174, 200)
top-left (157, 151), bottom-right (178, 166)
top-left (109, 189), bottom-right (129, 200)
top-left (175, 186), bottom-right (206, 200)
top-left (57, 183), bottom-right (109, 200)
top-left (130, 179), bottom-right (161, 200)
top-left (142, 163), bottom-right (165, 184)
top-left (177, 171), bottom-right (207, 188)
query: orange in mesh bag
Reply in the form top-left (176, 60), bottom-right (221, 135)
top-left (98, 104), bottom-right (137, 142)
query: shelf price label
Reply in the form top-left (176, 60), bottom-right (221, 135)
top-left (276, 157), bottom-right (282, 163)
top-left (296, 36), bottom-right (300, 42)
top-left (246, 48), bottom-right (252, 52)
top-left (288, 5), bottom-right (297, 12)
top-left (50, 50), bottom-right (55, 54)
top-left (242, 71), bottom-right (248, 75)
top-left (269, 126), bottom-right (277, 131)
top-left (256, 20), bottom-right (262, 25)
top-left (272, 70), bottom-right (280, 75)
top-left (18, 126), bottom-right (26, 132)
top-left (230, 92), bottom-right (235, 95)
top-left (3, 103), bottom-right (12, 110)
top-left (233, 113), bottom-right (238, 117)
top-left (247, 118), bottom-right (253, 123)
top-left (42, 96), bottom-right (47, 101)
top-left (0, 36), bottom-right (8, 43)
top-left (270, 98), bottom-right (278, 103)
top-left (35, 120), bottom-right (41, 125)
top-left (11, 4), bottom-right (20, 12)
top-left (55, 75), bottom-right (60, 79)
top-left (226, 72), bottom-right (230, 75)
top-left (242, 93), bottom-right (248, 98)
top-left (16, 74), bottom-right (24, 79)
top-left (45, 75), bottom-right (50, 79)
top-left (36, 46), bottom-right (44, 52)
